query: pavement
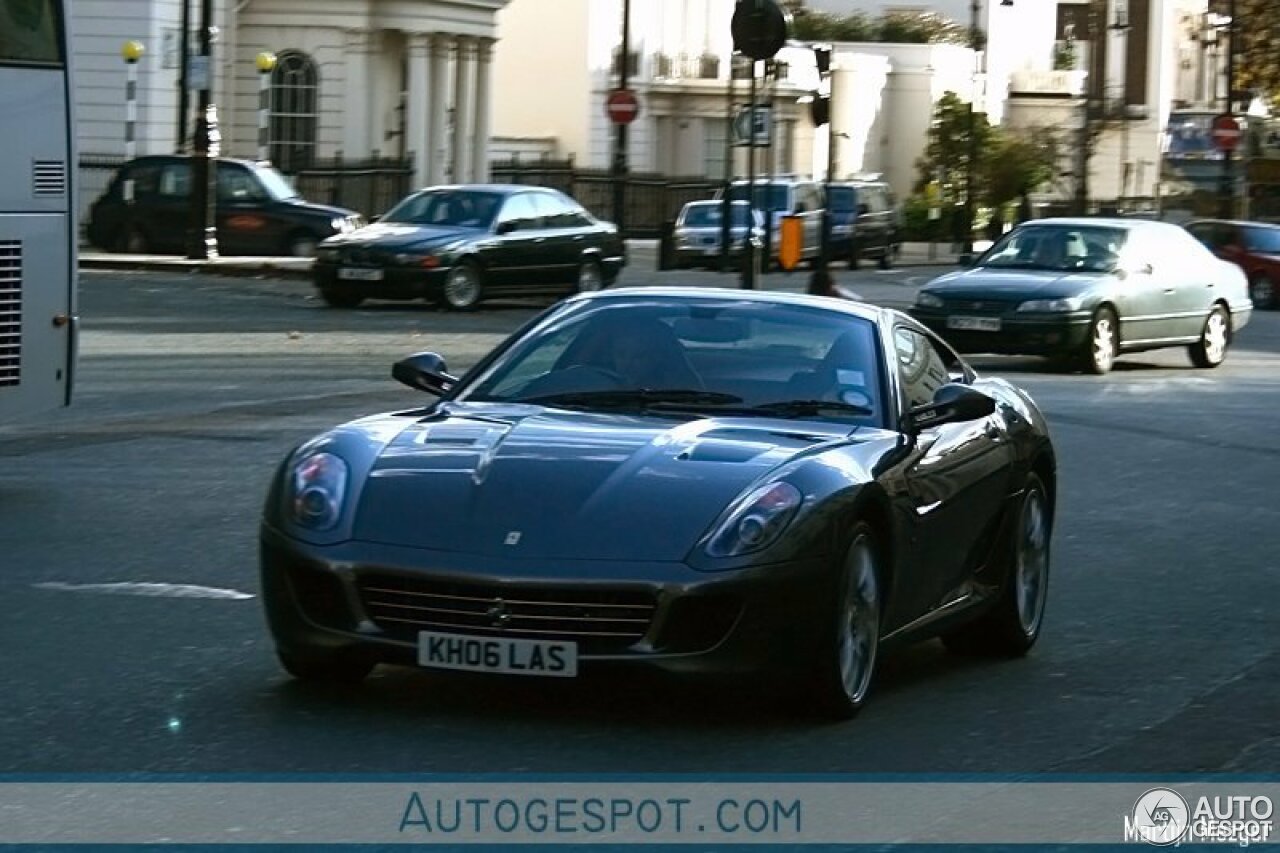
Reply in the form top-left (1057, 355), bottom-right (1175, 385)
top-left (77, 239), bottom-right (964, 317)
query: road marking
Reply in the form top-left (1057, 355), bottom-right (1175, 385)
top-left (33, 581), bottom-right (255, 600)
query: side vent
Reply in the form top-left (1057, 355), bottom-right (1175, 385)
top-left (32, 160), bottom-right (67, 197)
top-left (0, 241), bottom-right (20, 388)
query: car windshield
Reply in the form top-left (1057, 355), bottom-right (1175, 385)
top-left (725, 184), bottom-right (790, 212)
top-left (826, 187), bottom-right (856, 212)
top-left (681, 203), bottom-right (753, 228)
top-left (1244, 227), bottom-right (1280, 253)
top-left (251, 164), bottom-right (301, 201)
top-left (459, 297), bottom-right (885, 426)
top-left (383, 189), bottom-right (503, 228)
top-left (979, 225), bottom-right (1129, 273)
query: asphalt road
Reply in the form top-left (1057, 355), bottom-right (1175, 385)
top-left (1, 264), bottom-right (1277, 775)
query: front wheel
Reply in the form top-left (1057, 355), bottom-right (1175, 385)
top-left (1081, 307), bottom-right (1118, 375)
top-left (441, 261), bottom-right (484, 311)
top-left (277, 649), bottom-right (374, 684)
top-left (116, 225), bottom-right (150, 254)
top-left (806, 523), bottom-right (882, 719)
top-left (319, 289), bottom-right (364, 309)
top-left (943, 472), bottom-right (1051, 657)
top-left (1188, 305), bottom-right (1230, 368)
top-left (285, 232), bottom-right (320, 258)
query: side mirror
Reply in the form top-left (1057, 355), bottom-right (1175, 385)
top-left (495, 220), bottom-right (516, 235)
top-left (902, 384), bottom-right (995, 433)
top-left (392, 351), bottom-right (457, 396)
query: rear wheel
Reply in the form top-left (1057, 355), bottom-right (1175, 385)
top-left (277, 649), bottom-right (374, 684)
top-left (285, 231), bottom-right (320, 258)
top-left (943, 472), bottom-right (1051, 657)
top-left (441, 261), bottom-right (483, 311)
top-left (116, 225), bottom-right (150, 254)
top-left (1188, 305), bottom-right (1230, 368)
top-left (877, 243), bottom-right (892, 270)
top-left (806, 524), bottom-right (882, 719)
top-left (1250, 274), bottom-right (1275, 309)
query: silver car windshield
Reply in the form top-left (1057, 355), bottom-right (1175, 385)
top-left (681, 203), bottom-right (754, 228)
top-left (980, 225), bottom-right (1129, 273)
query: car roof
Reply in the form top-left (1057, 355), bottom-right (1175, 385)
top-left (124, 154), bottom-right (263, 168)
top-left (1186, 218), bottom-right (1280, 230)
top-left (580, 286), bottom-right (894, 324)
top-left (1018, 217), bottom-right (1188, 234)
top-left (407, 183), bottom-right (561, 196)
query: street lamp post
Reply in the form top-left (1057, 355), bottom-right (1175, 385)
top-left (186, 0), bottom-right (218, 260)
top-left (121, 41), bottom-right (145, 163)
top-left (255, 52), bottom-right (277, 163)
top-left (964, 0), bottom-right (1012, 257)
top-left (611, 0), bottom-right (631, 235)
top-left (1219, 0), bottom-right (1238, 218)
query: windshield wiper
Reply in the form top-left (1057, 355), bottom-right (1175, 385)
top-left (747, 399), bottom-right (875, 418)
top-left (516, 389), bottom-right (744, 410)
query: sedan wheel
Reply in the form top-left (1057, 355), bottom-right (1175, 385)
top-left (442, 262), bottom-right (483, 311)
top-left (1082, 307), bottom-right (1118, 375)
top-left (1189, 306), bottom-right (1230, 368)
top-left (809, 524), bottom-right (881, 719)
top-left (1250, 274), bottom-right (1275, 310)
top-left (576, 260), bottom-right (605, 293)
top-left (943, 472), bottom-right (1052, 657)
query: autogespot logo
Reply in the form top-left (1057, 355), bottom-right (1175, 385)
top-left (1126, 788), bottom-right (1191, 846)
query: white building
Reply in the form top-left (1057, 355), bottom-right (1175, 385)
top-left (72, 0), bottom-right (508, 188)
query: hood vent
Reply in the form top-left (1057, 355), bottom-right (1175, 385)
top-left (0, 241), bottom-right (21, 388)
top-left (32, 160), bottom-right (67, 197)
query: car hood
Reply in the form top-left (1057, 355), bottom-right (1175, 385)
top-left (351, 405), bottom-right (851, 561)
top-left (323, 221), bottom-right (481, 252)
top-left (925, 267), bottom-right (1108, 301)
top-left (280, 197), bottom-right (359, 220)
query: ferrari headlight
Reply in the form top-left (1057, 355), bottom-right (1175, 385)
top-left (288, 452), bottom-right (348, 530)
top-left (1017, 297), bottom-right (1085, 312)
top-left (916, 292), bottom-right (944, 309)
top-left (705, 482), bottom-right (803, 558)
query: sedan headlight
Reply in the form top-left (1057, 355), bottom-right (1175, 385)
top-left (915, 292), bottom-right (944, 309)
top-left (705, 482), bottom-right (803, 558)
top-left (1017, 297), bottom-right (1085, 312)
top-left (288, 452), bottom-right (348, 530)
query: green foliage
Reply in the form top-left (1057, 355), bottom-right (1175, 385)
top-left (1052, 39), bottom-right (1077, 71)
top-left (792, 10), bottom-right (967, 44)
top-left (982, 129), bottom-right (1061, 208)
top-left (1210, 0), bottom-right (1280, 106)
top-left (914, 92), bottom-right (996, 206)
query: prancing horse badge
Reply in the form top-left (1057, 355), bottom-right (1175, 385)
top-left (504, 531), bottom-right (522, 546)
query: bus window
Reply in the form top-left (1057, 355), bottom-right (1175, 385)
top-left (0, 0), bottom-right (62, 65)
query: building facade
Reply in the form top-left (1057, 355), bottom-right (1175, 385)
top-left (72, 0), bottom-right (508, 191)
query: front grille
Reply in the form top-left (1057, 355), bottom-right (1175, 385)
top-left (342, 247), bottom-right (388, 265)
top-left (357, 573), bottom-right (657, 654)
top-left (32, 161), bottom-right (67, 197)
top-left (945, 299), bottom-right (1010, 314)
top-left (0, 241), bottom-right (20, 388)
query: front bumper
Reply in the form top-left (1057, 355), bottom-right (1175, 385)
top-left (910, 308), bottom-right (1093, 355)
top-left (260, 524), bottom-right (836, 677)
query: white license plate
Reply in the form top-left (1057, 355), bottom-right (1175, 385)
top-left (338, 267), bottom-right (383, 281)
top-left (947, 315), bottom-right (1002, 332)
top-left (417, 631), bottom-right (578, 677)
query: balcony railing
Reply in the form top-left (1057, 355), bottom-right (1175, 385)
top-left (652, 52), bottom-right (721, 81)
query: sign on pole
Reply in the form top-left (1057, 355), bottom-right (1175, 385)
top-left (1211, 113), bottom-right (1243, 152)
top-left (605, 89), bottom-right (640, 125)
top-left (732, 106), bottom-right (772, 147)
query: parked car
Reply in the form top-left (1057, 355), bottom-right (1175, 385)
top-left (719, 176), bottom-right (825, 266)
top-left (827, 179), bottom-right (900, 270)
top-left (86, 155), bottom-right (364, 257)
top-left (260, 287), bottom-right (1058, 719)
top-left (672, 200), bottom-right (763, 268)
top-left (910, 218), bottom-right (1253, 374)
top-left (312, 184), bottom-right (626, 310)
top-left (1184, 218), bottom-right (1280, 309)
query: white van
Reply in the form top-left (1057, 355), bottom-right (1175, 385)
top-left (718, 177), bottom-right (824, 265)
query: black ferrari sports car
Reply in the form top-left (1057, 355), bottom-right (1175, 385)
top-left (261, 288), bottom-right (1057, 717)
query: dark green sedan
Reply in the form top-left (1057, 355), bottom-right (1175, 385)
top-left (313, 184), bottom-right (626, 310)
top-left (910, 218), bottom-right (1253, 374)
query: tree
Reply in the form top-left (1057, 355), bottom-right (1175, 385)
top-left (791, 10), bottom-right (965, 45)
top-left (914, 92), bottom-right (996, 209)
top-left (1211, 0), bottom-right (1280, 106)
top-left (982, 129), bottom-right (1062, 215)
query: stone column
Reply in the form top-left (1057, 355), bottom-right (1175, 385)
top-left (470, 37), bottom-right (496, 182)
top-left (407, 33), bottom-right (432, 188)
top-left (452, 36), bottom-right (477, 183)
top-left (427, 34), bottom-right (451, 185)
top-left (342, 29), bottom-right (376, 159)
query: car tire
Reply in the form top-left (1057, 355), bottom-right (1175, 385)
top-left (1081, 306), bottom-right (1118, 375)
top-left (806, 522), bottom-right (882, 720)
top-left (1188, 305), bottom-right (1230, 369)
top-left (848, 238), bottom-right (861, 270)
top-left (1249, 274), bottom-right (1275, 310)
top-left (441, 260), bottom-right (484, 311)
top-left (277, 649), bottom-right (374, 684)
top-left (877, 243), bottom-right (892, 270)
top-left (576, 259), bottom-right (605, 293)
top-left (285, 232), bottom-right (320, 258)
top-left (942, 472), bottom-right (1051, 658)
top-left (116, 225), bottom-right (150, 254)
top-left (319, 289), bottom-right (364, 309)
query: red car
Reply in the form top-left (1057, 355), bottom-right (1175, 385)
top-left (1185, 219), bottom-right (1280, 309)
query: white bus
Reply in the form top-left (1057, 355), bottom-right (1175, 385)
top-left (0, 0), bottom-right (78, 419)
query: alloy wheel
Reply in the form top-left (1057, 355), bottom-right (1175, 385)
top-left (837, 533), bottom-right (881, 705)
top-left (1202, 310), bottom-right (1229, 365)
top-left (443, 265), bottom-right (481, 310)
top-left (1090, 313), bottom-right (1116, 374)
top-left (1015, 486), bottom-right (1050, 637)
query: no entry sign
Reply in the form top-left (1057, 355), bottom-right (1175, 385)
top-left (606, 89), bottom-right (640, 125)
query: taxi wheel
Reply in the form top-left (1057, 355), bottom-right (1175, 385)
top-left (286, 232), bottom-right (319, 258)
top-left (117, 225), bottom-right (150, 254)
top-left (877, 245), bottom-right (892, 270)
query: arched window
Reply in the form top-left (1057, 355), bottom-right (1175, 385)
top-left (268, 50), bottom-right (318, 172)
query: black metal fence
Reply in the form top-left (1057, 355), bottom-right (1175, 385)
top-left (490, 157), bottom-right (722, 238)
